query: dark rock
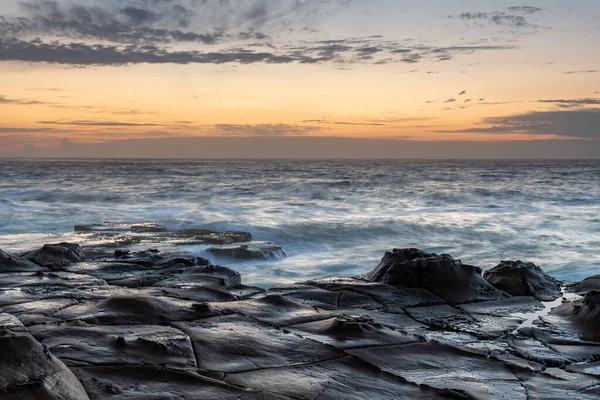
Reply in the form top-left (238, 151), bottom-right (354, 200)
top-left (307, 276), bottom-right (444, 311)
top-left (206, 243), bottom-right (286, 260)
top-left (484, 260), bottom-right (563, 301)
top-left (72, 365), bottom-right (279, 399)
top-left (54, 296), bottom-right (220, 325)
top-left (0, 248), bottom-right (45, 272)
top-left (30, 322), bottom-right (197, 367)
top-left (523, 368), bottom-right (600, 400)
top-left (0, 271), bottom-right (106, 289)
top-left (74, 222), bottom-right (167, 233)
top-left (348, 341), bottom-right (528, 400)
top-left (364, 248), bottom-right (509, 304)
top-left (224, 356), bottom-right (448, 400)
top-left (156, 265), bottom-right (242, 288)
top-left (174, 229), bottom-right (252, 244)
top-left (288, 315), bottom-right (423, 349)
top-left (548, 291), bottom-right (600, 342)
top-left (0, 315), bottom-right (90, 399)
top-left (567, 274), bottom-right (600, 295)
top-left (24, 242), bottom-right (85, 270)
top-left (173, 314), bottom-right (343, 373)
top-left (457, 296), bottom-right (544, 317)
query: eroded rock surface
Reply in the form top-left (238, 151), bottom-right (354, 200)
top-left (207, 243), bottom-right (286, 260)
top-left (0, 244), bottom-right (598, 399)
top-left (484, 260), bottom-right (563, 301)
top-left (24, 243), bottom-right (85, 270)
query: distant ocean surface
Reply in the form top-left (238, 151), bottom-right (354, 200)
top-left (1, 159), bottom-right (599, 287)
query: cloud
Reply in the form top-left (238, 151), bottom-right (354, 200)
top-left (0, 94), bottom-right (50, 105)
top-left (433, 109), bottom-right (600, 139)
top-left (38, 119), bottom-right (163, 127)
top-left (449, 6), bottom-right (541, 30)
top-left (0, 1), bottom-right (520, 67)
top-left (444, 98), bottom-right (457, 103)
top-left (538, 98), bottom-right (600, 107)
top-left (562, 70), bottom-right (600, 75)
top-left (215, 124), bottom-right (321, 136)
top-left (506, 6), bottom-right (542, 14)
top-left (301, 119), bottom-right (385, 126)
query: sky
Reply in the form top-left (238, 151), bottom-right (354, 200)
top-left (0, 0), bottom-right (599, 158)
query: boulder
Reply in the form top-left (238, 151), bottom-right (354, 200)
top-left (206, 243), bottom-right (286, 260)
top-left (365, 248), bottom-right (509, 304)
top-left (566, 274), bottom-right (600, 295)
top-left (0, 314), bottom-right (90, 399)
top-left (484, 260), bottom-right (562, 301)
top-left (24, 243), bottom-right (85, 270)
top-left (0, 248), bottom-right (44, 272)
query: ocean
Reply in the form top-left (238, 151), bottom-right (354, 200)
top-left (1, 159), bottom-right (599, 287)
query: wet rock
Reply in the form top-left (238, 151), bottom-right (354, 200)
top-left (0, 315), bottom-right (90, 399)
top-left (288, 315), bottom-right (423, 349)
top-left (457, 296), bottom-right (544, 317)
top-left (508, 336), bottom-right (574, 367)
top-left (224, 356), bottom-right (447, 400)
top-left (217, 295), bottom-right (332, 327)
top-left (2, 298), bottom-right (78, 317)
top-left (566, 274), bottom-right (600, 295)
top-left (0, 271), bottom-right (106, 289)
top-left (74, 222), bottom-right (167, 233)
top-left (174, 229), bottom-right (252, 244)
top-left (30, 323), bottom-right (197, 368)
top-left (73, 365), bottom-right (278, 400)
top-left (522, 368), bottom-right (600, 400)
top-left (365, 248), bottom-right (509, 304)
top-left (206, 243), bottom-right (286, 260)
top-left (174, 314), bottom-right (343, 373)
top-left (348, 341), bottom-right (528, 400)
top-left (540, 291), bottom-right (600, 342)
top-left (54, 296), bottom-right (221, 325)
top-left (162, 286), bottom-right (238, 302)
top-left (24, 242), bottom-right (85, 270)
top-left (0, 248), bottom-right (45, 272)
top-left (307, 277), bottom-right (444, 312)
top-left (268, 283), bottom-right (381, 310)
top-left (62, 261), bottom-right (158, 282)
top-left (156, 265), bottom-right (242, 288)
top-left (484, 260), bottom-right (563, 301)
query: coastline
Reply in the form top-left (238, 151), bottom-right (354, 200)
top-left (1, 226), bottom-right (599, 399)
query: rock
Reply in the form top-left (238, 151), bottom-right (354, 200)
top-left (566, 274), bottom-right (600, 295)
top-left (30, 323), bottom-right (197, 368)
top-left (174, 314), bottom-right (343, 374)
top-left (74, 222), bottom-right (167, 233)
top-left (523, 368), bottom-right (600, 400)
top-left (54, 296), bottom-right (221, 325)
top-left (287, 315), bottom-right (423, 350)
top-left (224, 356), bottom-right (447, 400)
top-left (24, 242), bottom-right (85, 270)
top-left (365, 248), bottom-right (509, 304)
top-left (174, 229), bottom-right (252, 244)
top-left (484, 260), bottom-right (563, 301)
top-left (0, 248), bottom-right (45, 272)
top-left (156, 265), bottom-right (242, 288)
top-left (348, 341), bottom-right (528, 400)
top-left (206, 243), bottom-right (286, 260)
top-left (548, 291), bottom-right (600, 342)
top-left (0, 315), bottom-right (90, 399)
top-left (72, 365), bottom-right (278, 399)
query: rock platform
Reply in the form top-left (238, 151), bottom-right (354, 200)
top-left (0, 237), bottom-right (599, 399)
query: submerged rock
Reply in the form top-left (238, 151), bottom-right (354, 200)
top-left (24, 242), bottom-right (85, 270)
top-left (174, 229), bottom-right (252, 244)
top-left (365, 248), bottom-right (509, 304)
top-left (484, 260), bottom-right (562, 301)
top-left (206, 243), bottom-right (286, 260)
top-left (74, 222), bottom-right (167, 233)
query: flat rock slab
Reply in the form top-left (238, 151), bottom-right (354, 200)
top-left (0, 271), bottom-right (106, 288)
top-left (30, 323), bottom-right (197, 368)
top-left (54, 296), bottom-right (221, 325)
top-left (215, 294), bottom-right (332, 327)
top-left (306, 277), bottom-right (445, 312)
top-left (224, 356), bottom-right (447, 400)
top-left (72, 366), bottom-right (283, 400)
top-left (522, 368), bottom-right (600, 400)
top-left (347, 341), bottom-right (528, 400)
top-left (457, 296), bottom-right (544, 317)
top-left (173, 314), bottom-right (343, 373)
top-left (268, 283), bottom-right (381, 310)
top-left (287, 315), bottom-right (423, 349)
top-left (75, 222), bottom-right (168, 233)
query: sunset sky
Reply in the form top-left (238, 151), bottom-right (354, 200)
top-left (0, 0), bottom-right (599, 157)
